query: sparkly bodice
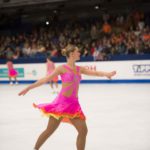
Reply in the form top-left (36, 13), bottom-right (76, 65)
top-left (60, 65), bottom-right (81, 98)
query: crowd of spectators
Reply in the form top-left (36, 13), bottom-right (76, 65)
top-left (0, 10), bottom-right (150, 61)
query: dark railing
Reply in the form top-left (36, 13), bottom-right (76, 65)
top-left (0, 54), bottom-right (150, 64)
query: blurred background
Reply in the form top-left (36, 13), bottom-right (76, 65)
top-left (0, 0), bottom-right (150, 61)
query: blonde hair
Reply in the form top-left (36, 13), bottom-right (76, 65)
top-left (61, 44), bottom-right (77, 58)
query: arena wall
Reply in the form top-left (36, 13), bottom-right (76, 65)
top-left (0, 60), bottom-right (150, 83)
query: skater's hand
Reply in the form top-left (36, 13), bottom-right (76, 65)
top-left (106, 71), bottom-right (116, 79)
top-left (18, 87), bottom-right (30, 96)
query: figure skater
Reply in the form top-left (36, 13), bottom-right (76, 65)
top-left (18, 44), bottom-right (116, 150)
top-left (46, 57), bottom-right (58, 93)
top-left (6, 58), bottom-right (18, 85)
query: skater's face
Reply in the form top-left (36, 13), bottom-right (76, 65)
top-left (71, 47), bottom-right (80, 61)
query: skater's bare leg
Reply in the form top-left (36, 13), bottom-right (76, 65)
top-left (54, 82), bottom-right (58, 89)
top-left (70, 118), bottom-right (88, 150)
top-left (54, 81), bottom-right (58, 93)
top-left (34, 117), bottom-right (61, 150)
top-left (9, 77), bottom-right (13, 84)
top-left (50, 81), bottom-right (53, 89)
top-left (14, 77), bottom-right (18, 84)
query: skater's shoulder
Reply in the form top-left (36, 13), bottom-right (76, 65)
top-left (55, 65), bottom-right (65, 74)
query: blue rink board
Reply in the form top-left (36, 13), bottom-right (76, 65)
top-left (0, 79), bottom-right (150, 84)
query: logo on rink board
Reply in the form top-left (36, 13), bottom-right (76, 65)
top-left (0, 68), bottom-right (24, 78)
top-left (132, 64), bottom-right (150, 76)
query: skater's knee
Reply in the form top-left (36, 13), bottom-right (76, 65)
top-left (78, 127), bottom-right (88, 137)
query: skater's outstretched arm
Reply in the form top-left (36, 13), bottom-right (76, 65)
top-left (80, 67), bottom-right (116, 79)
top-left (18, 66), bottom-right (62, 96)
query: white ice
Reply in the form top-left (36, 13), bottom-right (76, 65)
top-left (0, 84), bottom-right (150, 150)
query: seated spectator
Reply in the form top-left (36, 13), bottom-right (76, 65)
top-left (102, 21), bottom-right (112, 34)
top-left (90, 42), bottom-right (96, 56)
top-left (5, 47), bottom-right (14, 59)
top-left (90, 25), bottom-right (99, 40)
top-left (50, 45), bottom-right (58, 57)
top-left (22, 42), bottom-right (31, 57)
top-left (82, 44), bottom-right (90, 57)
top-left (13, 46), bottom-right (21, 59)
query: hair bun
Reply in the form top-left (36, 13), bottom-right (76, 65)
top-left (61, 48), bottom-right (67, 56)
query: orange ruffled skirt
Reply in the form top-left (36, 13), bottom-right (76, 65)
top-left (33, 93), bottom-right (86, 123)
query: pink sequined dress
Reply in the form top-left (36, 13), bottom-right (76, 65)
top-left (7, 61), bottom-right (18, 77)
top-left (33, 64), bottom-right (86, 123)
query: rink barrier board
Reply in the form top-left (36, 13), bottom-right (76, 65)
top-left (0, 60), bottom-right (150, 83)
